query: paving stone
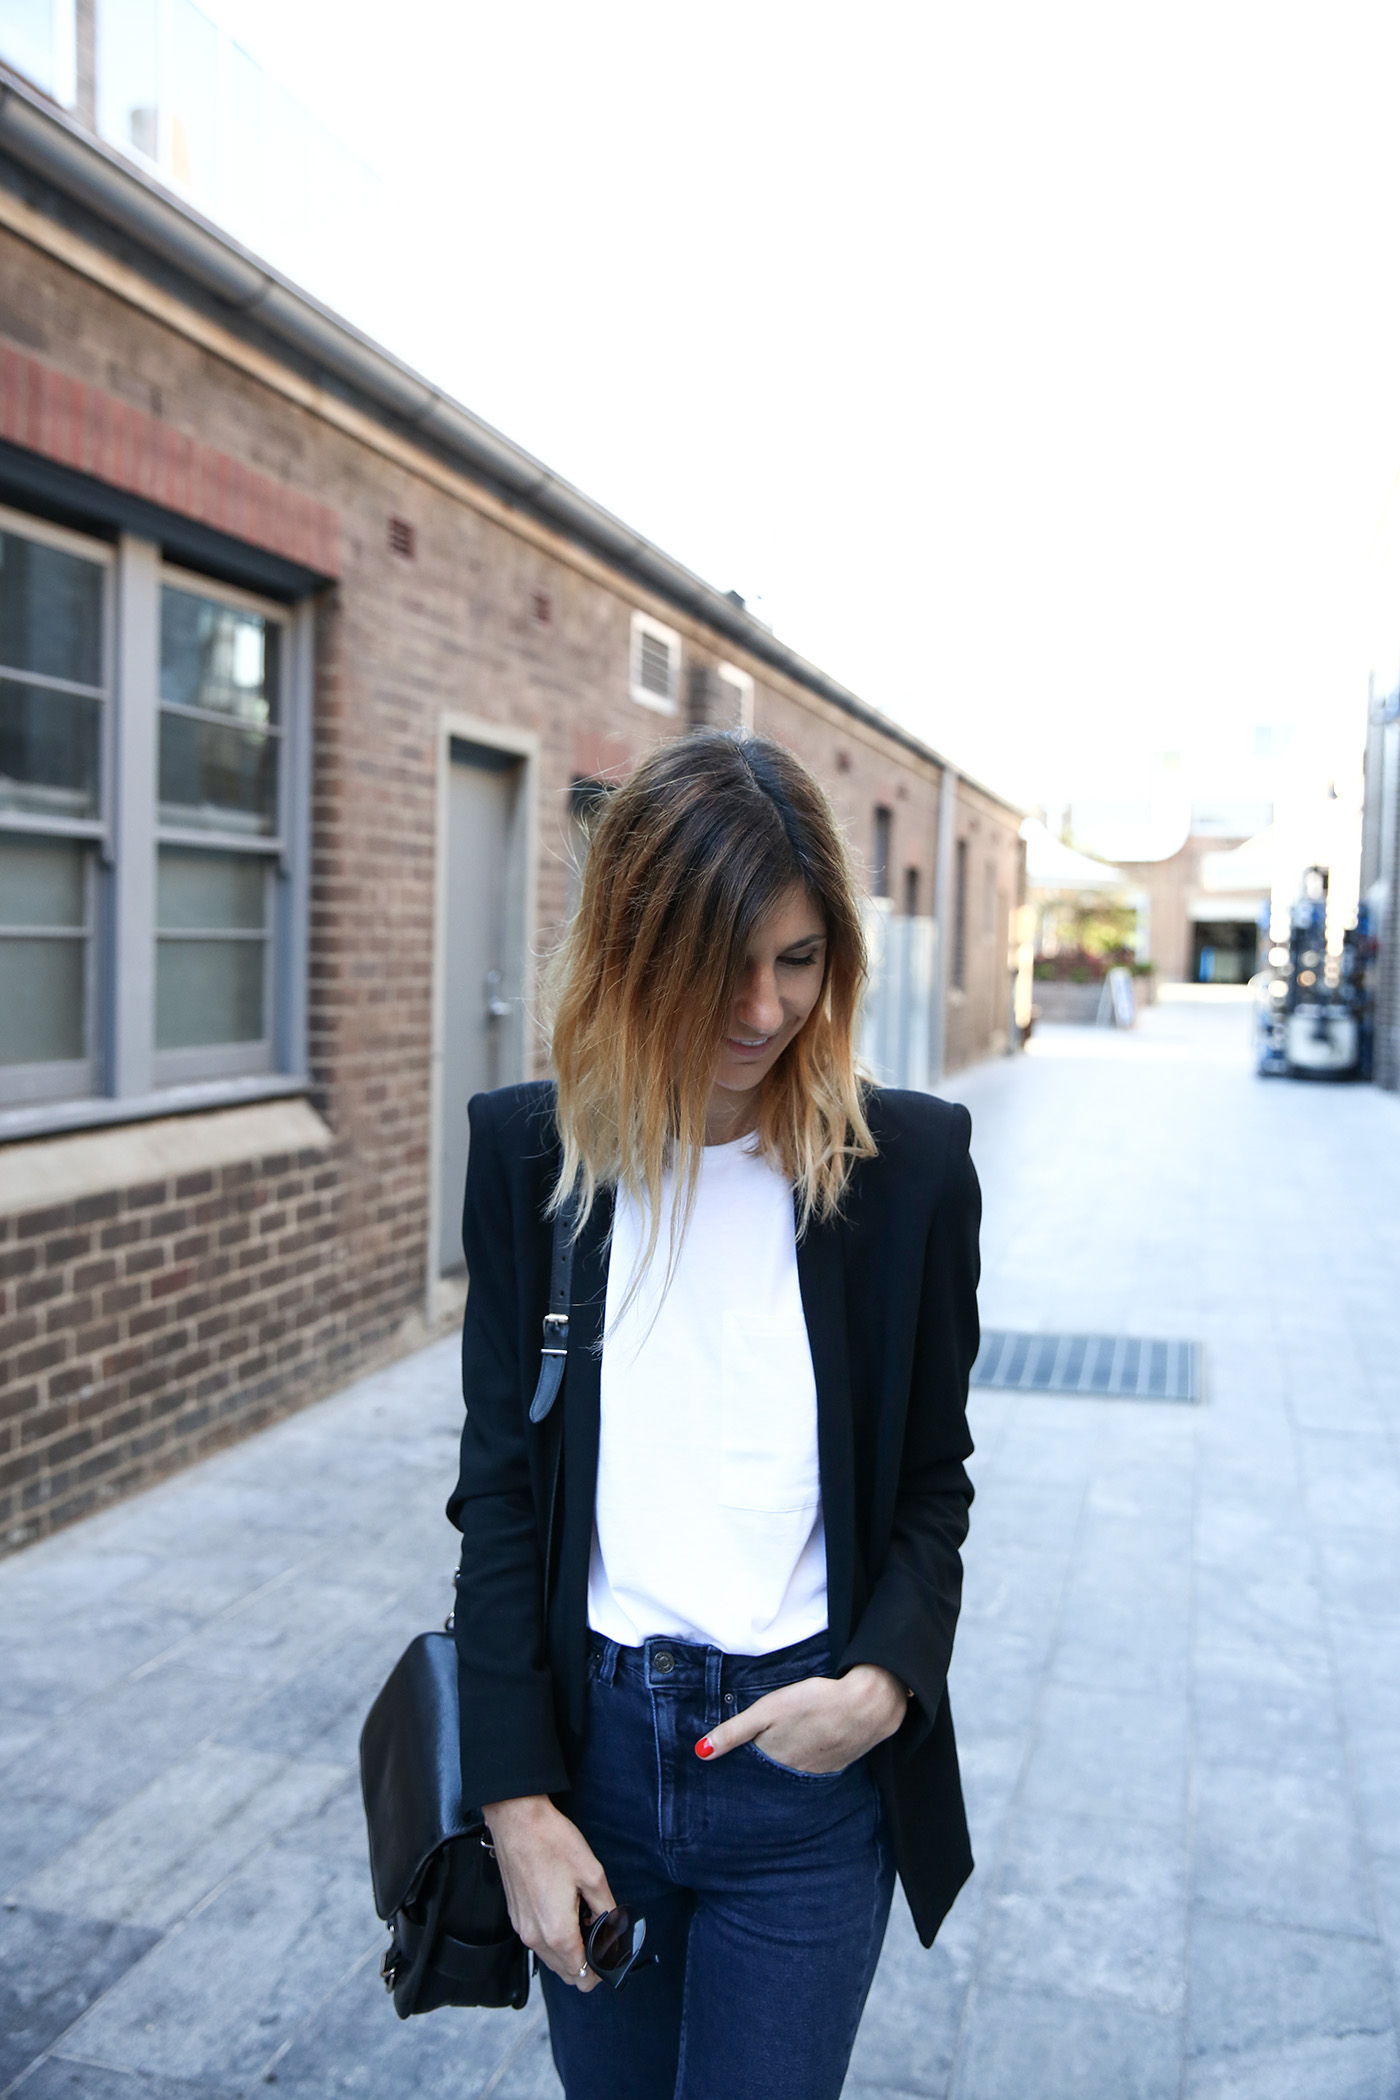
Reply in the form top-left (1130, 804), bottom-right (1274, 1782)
top-left (1018, 1683), bottom-right (1189, 1830)
top-left (1192, 1763), bottom-right (1375, 1937)
top-left (948, 1982), bottom-right (1181, 2100)
top-left (18, 1743), bottom-right (351, 1929)
top-left (56, 1826), bottom-right (380, 2086)
top-left (0, 1603), bottom-right (205, 1720)
top-left (486, 2015), bottom-right (566, 2099)
top-left (0, 1904), bottom-right (159, 2088)
top-left (1185, 1908), bottom-right (1400, 2099)
top-left (979, 1808), bottom-right (1189, 2017)
top-left (0, 1663), bottom-right (270, 1823)
top-left (257, 1948), bottom-right (542, 2098)
top-left (21, 2064), bottom-right (227, 2099)
top-left (0, 1791), bottom-right (106, 1897)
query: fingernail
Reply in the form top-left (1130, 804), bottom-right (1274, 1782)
top-left (695, 1737), bottom-right (714, 1759)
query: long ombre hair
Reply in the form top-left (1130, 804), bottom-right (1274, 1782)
top-left (546, 732), bottom-right (876, 1289)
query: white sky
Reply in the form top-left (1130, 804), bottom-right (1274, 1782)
top-left (210, 0), bottom-right (1400, 814)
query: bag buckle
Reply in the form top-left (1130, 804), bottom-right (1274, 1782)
top-left (540, 1313), bottom-right (569, 1357)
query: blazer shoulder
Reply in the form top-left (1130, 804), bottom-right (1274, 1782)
top-left (468, 1080), bottom-right (559, 1161)
top-left (864, 1085), bottom-right (971, 1158)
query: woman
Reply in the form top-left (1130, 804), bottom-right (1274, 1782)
top-left (447, 732), bottom-right (979, 2100)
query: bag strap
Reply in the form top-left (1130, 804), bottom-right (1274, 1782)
top-left (533, 1197), bottom-right (575, 1613)
top-left (528, 1198), bottom-right (575, 1424)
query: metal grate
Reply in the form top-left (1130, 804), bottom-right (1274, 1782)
top-left (971, 1332), bottom-right (1201, 1403)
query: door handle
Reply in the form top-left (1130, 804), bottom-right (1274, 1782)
top-left (484, 968), bottom-right (511, 1020)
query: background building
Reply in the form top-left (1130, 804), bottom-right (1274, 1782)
top-left (0, 60), bottom-right (1023, 1554)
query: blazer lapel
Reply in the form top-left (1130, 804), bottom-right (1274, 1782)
top-left (796, 1206), bottom-right (857, 1657)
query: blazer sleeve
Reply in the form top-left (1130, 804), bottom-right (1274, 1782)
top-left (446, 1092), bottom-right (571, 1805)
top-left (837, 1103), bottom-right (980, 1751)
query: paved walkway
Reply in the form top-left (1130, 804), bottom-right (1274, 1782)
top-left (4, 996), bottom-right (1400, 2099)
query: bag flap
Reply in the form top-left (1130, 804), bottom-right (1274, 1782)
top-left (359, 1630), bottom-right (481, 1919)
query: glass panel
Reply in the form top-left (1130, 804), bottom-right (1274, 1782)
top-left (0, 0), bottom-right (63, 102)
top-left (0, 680), bottom-right (101, 819)
top-left (156, 939), bottom-right (265, 1048)
top-left (96, 0), bottom-right (159, 160)
top-left (157, 847), bottom-right (265, 930)
top-left (0, 937), bottom-right (85, 1063)
top-left (168, 0), bottom-right (218, 203)
top-left (0, 837), bottom-right (86, 927)
top-left (0, 532), bottom-right (103, 687)
top-left (158, 714), bottom-right (277, 834)
top-left (160, 587), bottom-right (279, 724)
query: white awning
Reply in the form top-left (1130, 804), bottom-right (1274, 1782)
top-left (1021, 818), bottom-right (1129, 893)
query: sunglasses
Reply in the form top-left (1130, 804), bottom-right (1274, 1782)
top-left (580, 1900), bottom-right (655, 1992)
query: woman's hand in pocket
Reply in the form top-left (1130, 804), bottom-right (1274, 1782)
top-left (694, 1665), bottom-right (908, 1774)
top-left (481, 1795), bottom-right (615, 1989)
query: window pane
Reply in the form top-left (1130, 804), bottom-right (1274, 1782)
top-left (157, 846), bottom-right (265, 929)
top-left (0, 938), bottom-right (85, 1063)
top-left (0, 680), bottom-right (101, 819)
top-left (0, 532), bottom-right (104, 687)
top-left (160, 587), bottom-right (279, 725)
top-left (96, 0), bottom-right (159, 160)
top-left (169, 0), bottom-right (218, 203)
top-left (0, 0), bottom-right (63, 100)
top-left (158, 713), bottom-right (277, 833)
top-left (0, 836), bottom-right (86, 926)
top-left (156, 939), bottom-right (265, 1048)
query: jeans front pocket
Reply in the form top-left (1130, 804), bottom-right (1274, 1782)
top-left (742, 1738), bottom-right (854, 1783)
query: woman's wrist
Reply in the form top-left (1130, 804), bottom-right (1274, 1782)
top-left (482, 1794), bottom-right (557, 1834)
top-left (838, 1664), bottom-right (910, 1744)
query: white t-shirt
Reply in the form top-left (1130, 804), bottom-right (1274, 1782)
top-left (587, 1133), bottom-right (828, 1655)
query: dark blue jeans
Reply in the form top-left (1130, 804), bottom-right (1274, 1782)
top-left (540, 1630), bottom-right (895, 2100)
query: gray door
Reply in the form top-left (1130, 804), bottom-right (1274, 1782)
top-left (439, 738), bottom-right (525, 1274)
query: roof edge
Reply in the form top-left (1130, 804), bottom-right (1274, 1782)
top-left (0, 68), bottom-right (1024, 816)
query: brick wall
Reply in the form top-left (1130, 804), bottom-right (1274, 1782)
top-left (0, 1135), bottom-right (381, 1551)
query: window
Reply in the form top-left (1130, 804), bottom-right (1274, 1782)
top-left (0, 515), bottom-right (110, 1104)
top-left (872, 807), bottom-right (892, 899)
top-left (952, 837), bottom-right (968, 990)
top-left (904, 867), bottom-right (920, 917)
top-left (717, 663), bottom-right (755, 733)
top-left (630, 611), bottom-right (680, 713)
top-left (0, 509), bottom-right (307, 1129)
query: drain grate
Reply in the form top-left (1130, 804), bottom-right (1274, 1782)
top-left (971, 1332), bottom-right (1201, 1403)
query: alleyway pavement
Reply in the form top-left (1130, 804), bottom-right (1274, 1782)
top-left (4, 995), bottom-right (1400, 2099)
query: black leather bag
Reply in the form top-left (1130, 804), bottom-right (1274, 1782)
top-left (359, 1203), bottom-right (573, 2018)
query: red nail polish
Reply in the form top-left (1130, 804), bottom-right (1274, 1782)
top-left (695, 1737), bottom-right (714, 1759)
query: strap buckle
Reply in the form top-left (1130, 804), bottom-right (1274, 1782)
top-left (541, 1312), bottom-right (569, 1356)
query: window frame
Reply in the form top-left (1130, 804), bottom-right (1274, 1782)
top-left (0, 516), bottom-right (312, 1141)
top-left (0, 505), bottom-right (115, 1107)
top-left (629, 610), bottom-right (681, 714)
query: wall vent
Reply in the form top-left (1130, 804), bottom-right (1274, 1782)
top-left (388, 516), bottom-right (415, 558)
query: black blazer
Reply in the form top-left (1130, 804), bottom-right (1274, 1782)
top-left (446, 1079), bottom-right (980, 1946)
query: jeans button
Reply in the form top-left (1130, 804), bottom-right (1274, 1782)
top-left (654, 1650), bottom-right (674, 1675)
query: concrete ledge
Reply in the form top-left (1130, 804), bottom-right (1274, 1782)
top-left (0, 1098), bottom-right (333, 1217)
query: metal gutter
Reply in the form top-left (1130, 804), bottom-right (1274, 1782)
top-left (0, 68), bottom-right (1022, 813)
